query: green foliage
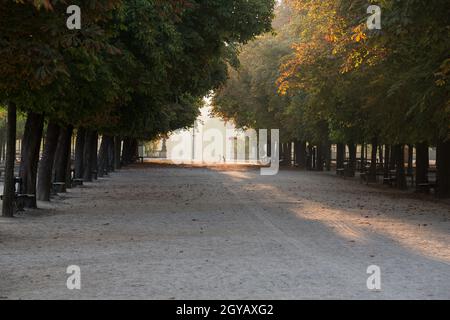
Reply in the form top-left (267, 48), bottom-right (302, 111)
top-left (0, 0), bottom-right (276, 140)
top-left (213, 0), bottom-right (450, 146)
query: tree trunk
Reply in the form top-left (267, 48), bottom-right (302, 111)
top-left (285, 142), bottom-right (292, 166)
top-left (415, 142), bottom-right (429, 185)
top-left (306, 144), bottom-right (313, 170)
top-left (108, 136), bottom-right (115, 172)
top-left (74, 127), bottom-right (86, 179)
top-left (325, 143), bottom-right (332, 171)
top-left (132, 138), bottom-right (139, 161)
top-left (389, 145), bottom-right (396, 171)
top-left (383, 144), bottom-right (391, 181)
top-left (121, 137), bottom-right (131, 165)
top-left (316, 144), bottom-right (324, 171)
top-left (336, 143), bottom-right (345, 170)
top-left (98, 135), bottom-right (112, 177)
top-left (295, 140), bottom-right (307, 168)
top-left (65, 137), bottom-right (73, 188)
top-left (114, 136), bottom-right (121, 170)
top-left (2, 103), bottom-right (17, 217)
top-left (348, 143), bottom-right (356, 177)
top-left (360, 143), bottom-right (366, 173)
top-left (19, 112), bottom-right (44, 208)
top-left (407, 144), bottom-right (414, 175)
top-left (369, 138), bottom-right (378, 182)
top-left (37, 121), bottom-right (60, 201)
top-left (379, 145), bottom-right (384, 168)
top-left (91, 131), bottom-right (98, 179)
top-left (395, 144), bottom-right (407, 190)
top-left (53, 125), bottom-right (73, 193)
top-left (122, 137), bottom-right (138, 165)
top-left (436, 139), bottom-right (450, 198)
top-left (82, 130), bottom-right (95, 182)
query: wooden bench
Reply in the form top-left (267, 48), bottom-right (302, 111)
top-left (0, 194), bottom-right (35, 212)
top-left (71, 178), bottom-right (84, 187)
top-left (383, 177), bottom-right (396, 186)
top-left (52, 182), bottom-right (66, 194)
top-left (416, 182), bottom-right (437, 193)
top-left (16, 194), bottom-right (36, 211)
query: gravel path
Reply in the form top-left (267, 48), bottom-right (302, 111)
top-left (0, 163), bottom-right (449, 299)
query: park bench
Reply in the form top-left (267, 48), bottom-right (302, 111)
top-left (15, 194), bottom-right (35, 211)
top-left (71, 178), bottom-right (84, 187)
top-left (416, 181), bottom-right (437, 194)
top-left (0, 177), bottom-right (35, 212)
top-left (383, 170), bottom-right (398, 186)
top-left (383, 176), bottom-right (396, 186)
top-left (360, 170), bottom-right (378, 185)
top-left (52, 182), bottom-right (66, 194)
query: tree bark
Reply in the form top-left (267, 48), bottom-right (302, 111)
top-left (74, 127), bottom-right (86, 179)
top-left (415, 142), bottom-right (429, 185)
top-left (378, 145), bottom-right (384, 168)
top-left (82, 130), bottom-right (95, 182)
top-left (114, 136), bottom-right (122, 170)
top-left (284, 142), bottom-right (292, 166)
top-left (436, 139), bottom-right (450, 198)
top-left (53, 125), bottom-right (73, 192)
top-left (295, 140), bottom-right (307, 168)
top-left (306, 145), bottom-right (313, 170)
top-left (2, 103), bottom-right (17, 217)
top-left (325, 143), bottom-right (332, 171)
top-left (348, 143), bottom-right (356, 177)
top-left (65, 136), bottom-right (73, 188)
top-left (91, 131), bottom-right (98, 179)
top-left (336, 143), bottom-right (345, 170)
top-left (389, 145), bottom-right (396, 171)
top-left (316, 144), bottom-right (324, 171)
top-left (37, 121), bottom-right (60, 201)
top-left (19, 112), bottom-right (44, 208)
top-left (395, 144), bottom-right (407, 190)
top-left (122, 137), bottom-right (138, 165)
top-left (369, 138), bottom-right (378, 182)
top-left (360, 143), bottom-right (366, 173)
top-left (98, 135), bottom-right (112, 177)
top-left (383, 144), bottom-right (391, 181)
top-left (108, 136), bottom-right (115, 172)
top-left (407, 144), bottom-right (414, 175)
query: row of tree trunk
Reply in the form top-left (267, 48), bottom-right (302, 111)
top-left (2, 109), bottom-right (140, 217)
top-left (284, 139), bottom-right (450, 198)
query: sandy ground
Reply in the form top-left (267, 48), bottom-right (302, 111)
top-left (0, 163), bottom-right (449, 300)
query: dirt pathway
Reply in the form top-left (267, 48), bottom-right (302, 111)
top-left (0, 164), bottom-right (449, 299)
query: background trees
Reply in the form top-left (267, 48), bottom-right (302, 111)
top-left (213, 0), bottom-right (449, 197)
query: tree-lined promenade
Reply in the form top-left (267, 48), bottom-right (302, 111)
top-left (213, 1), bottom-right (450, 198)
top-left (1, 164), bottom-right (449, 299)
top-left (0, 0), bottom-right (275, 216)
